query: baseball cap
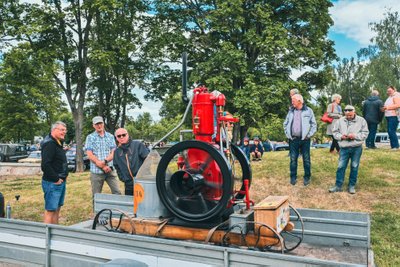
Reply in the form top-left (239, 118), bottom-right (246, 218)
top-left (344, 105), bottom-right (355, 111)
top-left (92, 116), bottom-right (104, 124)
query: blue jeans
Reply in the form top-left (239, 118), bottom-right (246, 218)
top-left (42, 180), bottom-right (66, 211)
top-left (289, 138), bottom-right (311, 183)
top-left (335, 146), bottom-right (362, 188)
top-left (365, 122), bottom-right (378, 148)
top-left (386, 116), bottom-right (399, 148)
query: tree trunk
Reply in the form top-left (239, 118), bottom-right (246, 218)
top-left (73, 105), bottom-right (85, 172)
top-left (239, 125), bottom-right (248, 145)
top-left (120, 76), bottom-right (128, 128)
top-left (232, 124), bottom-right (240, 145)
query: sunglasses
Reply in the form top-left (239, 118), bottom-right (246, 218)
top-left (344, 109), bottom-right (354, 112)
top-left (116, 133), bottom-right (127, 138)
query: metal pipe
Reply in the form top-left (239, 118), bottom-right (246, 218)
top-left (182, 52), bottom-right (189, 103)
top-left (151, 95), bottom-right (193, 150)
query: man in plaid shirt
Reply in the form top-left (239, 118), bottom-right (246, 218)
top-left (85, 116), bottom-right (121, 199)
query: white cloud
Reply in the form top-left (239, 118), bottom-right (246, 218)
top-left (23, 0), bottom-right (42, 3)
top-left (130, 100), bottom-right (162, 121)
top-left (290, 67), bottom-right (313, 81)
top-left (331, 0), bottom-right (400, 46)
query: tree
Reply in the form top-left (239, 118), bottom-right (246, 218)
top-left (0, 45), bottom-right (64, 142)
top-left (320, 11), bottom-right (400, 115)
top-left (357, 11), bottom-right (400, 92)
top-left (148, 0), bottom-right (336, 138)
top-left (86, 0), bottom-right (149, 132)
top-left (1, 0), bottom-right (96, 170)
top-left (1, 0), bottom-right (152, 170)
top-left (369, 11), bottom-right (400, 86)
top-left (322, 58), bottom-right (369, 109)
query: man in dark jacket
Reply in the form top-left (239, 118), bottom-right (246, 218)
top-left (41, 121), bottom-right (68, 224)
top-left (362, 90), bottom-right (384, 148)
top-left (113, 128), bottom-right (149, 195)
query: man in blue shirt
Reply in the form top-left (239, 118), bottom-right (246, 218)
top-left (85, 116), bottom-right (121, 200)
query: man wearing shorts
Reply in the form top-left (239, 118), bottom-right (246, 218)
top-left (41, 121), bottom-right (69, 224)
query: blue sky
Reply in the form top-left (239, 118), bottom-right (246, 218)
top-left (329, 0), bottom-right (400, 59)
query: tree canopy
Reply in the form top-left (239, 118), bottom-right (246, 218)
top-left (0, 45), bottom-right (65, 142)
top-left (147, 0), bottom-right (336, 138)
top-left (2, 1), bottom-right (400, 157)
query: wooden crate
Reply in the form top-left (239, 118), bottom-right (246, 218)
top-left (253, 195), bottom-right (290, 237)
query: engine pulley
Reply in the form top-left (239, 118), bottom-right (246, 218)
top-left (156, 140), bottom-right (233, 222)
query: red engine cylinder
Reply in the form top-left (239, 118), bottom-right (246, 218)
top-left (192, 87), bottom-right (216, 142)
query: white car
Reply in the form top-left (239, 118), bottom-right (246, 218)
top-left (18, 151), bottom-right (41, 163)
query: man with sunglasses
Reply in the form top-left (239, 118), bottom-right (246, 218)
top-left (329, 105), bottom-right (369, 194)
top-left (113, 128), bottom-right (149, 195)
top-left (85, 116), bottom-right (121, 200)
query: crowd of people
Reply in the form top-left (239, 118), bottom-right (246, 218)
top-left (40, 117), bottom-right (150, 224)
top-left (238, 86), bottom-right (397, 195)
top-left (282, 86), bottom-right (398, 195)
top-left (40, 86), bottom-right (399, 224)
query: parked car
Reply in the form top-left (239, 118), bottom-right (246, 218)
top-left (18, 151), bottom-right (41, 163)
top-left (0, 144), bottom-right (29, 162)
top-left (374, 132), bottom-right (400, 146)
top-left (272, 142), bottom-right (289, 151)
top-left (312, 143), bottom-right (331, 149)
top-left (66, 148), bottom-right (90, 172)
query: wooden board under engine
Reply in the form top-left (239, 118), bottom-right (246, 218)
top-left (111, 215), bottom-right (294, 249)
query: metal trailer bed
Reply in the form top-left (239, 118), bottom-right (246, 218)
top-left (0, 194), bottom-right (374, 267)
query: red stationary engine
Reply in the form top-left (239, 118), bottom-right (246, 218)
top-left (156, 86), bottom-right (251, 223)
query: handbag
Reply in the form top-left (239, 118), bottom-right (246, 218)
top-left (321, 112), bottom-right (333, 123)
top-left (321, 104), bottom-right (335, 123)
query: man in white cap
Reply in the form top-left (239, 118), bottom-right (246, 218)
top-left (85, 116), bottom-right (121, 201)
top-left (329, 105), bottom-right (369, 194)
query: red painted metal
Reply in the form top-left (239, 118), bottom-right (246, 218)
top-left (188, 86), bottom-right (227, 200)
top-left (181, 86), bottom-right (252, 208)
top-left (244, 179), bottom-right (250, 210)
top-left (192, 86), bottom-right (216, 143)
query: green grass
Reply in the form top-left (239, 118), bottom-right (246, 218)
top-left (0, 148), bottom-right (399, 266)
